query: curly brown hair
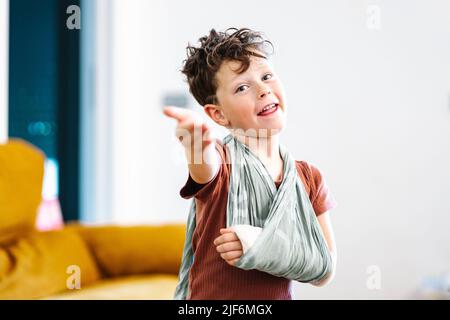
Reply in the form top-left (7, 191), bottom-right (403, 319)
top-left (181, 27), bottom-right (274, 106)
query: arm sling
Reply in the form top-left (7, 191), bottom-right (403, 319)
top-left (174, 134), bottom-right (333, 299)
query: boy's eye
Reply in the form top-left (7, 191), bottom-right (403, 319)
top-left (262, 73), bottom-right (273, 81)
top-left (235, 85), bottom-right (249, 93)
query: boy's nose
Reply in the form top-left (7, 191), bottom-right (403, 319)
top-left (259, 88), bottom-right (271, 98)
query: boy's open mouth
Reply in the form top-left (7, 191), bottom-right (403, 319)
top-left (257, 103), bottom-right (279, 116)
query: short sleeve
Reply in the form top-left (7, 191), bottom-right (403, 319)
top-left (179, 139), bottom-right (227, 201)
top-left (309, 163), bottom-right (338, 216)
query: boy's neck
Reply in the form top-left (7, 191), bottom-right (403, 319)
top-left (233, 132), bottom-right (282, 167)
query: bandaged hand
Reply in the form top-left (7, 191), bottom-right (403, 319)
top-left (213, 228), bottom-right (243, 266)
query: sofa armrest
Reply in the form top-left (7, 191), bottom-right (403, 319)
top-left (65, 223), bottom-right (186, 278)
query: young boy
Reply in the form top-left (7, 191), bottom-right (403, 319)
top-left (163, 28), bottom-right (337, 300)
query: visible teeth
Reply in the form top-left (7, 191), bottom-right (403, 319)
top-left (261, 103), bottom-right (276, 113)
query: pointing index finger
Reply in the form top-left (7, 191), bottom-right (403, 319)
top-left (162, 106), bottom-right (190, 122)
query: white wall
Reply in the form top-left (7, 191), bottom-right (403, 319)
top-left (0, 0), bottom-right (8, 143)
top-left (109, 0), bottom-right (177, 223)
top-left (82, 0), bottom-right (189, 224)
top-left (88, 0), bottom-right (450, 298)
top-left (80, 0), bottom-right (115, 223)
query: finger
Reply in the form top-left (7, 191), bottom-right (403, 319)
top-left (175, 126), bottom-right (193, 143)
top-left (175, 120), bottom-right (202, 143)
top-left (219, 230), bottom-right (239, 242)
top-left (176, 120), bottom-right (205, 145)
top-left (163, 106), bottom-right (190, 122)
top-left (215, 240), bottom-right (243, 253)
top-left (220, 250), bottom-right (243, 261)
top-left (213, 232), bottom-right (238, 245)
top-left (213, 235), bottom-right (223, 246)
top-left (227, 258), bottom-right (240, 266)
top-left (220, 228), bottom-right (232, 234)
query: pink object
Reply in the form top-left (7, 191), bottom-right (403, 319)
top-left (35, 197), bottom-right (64, 231)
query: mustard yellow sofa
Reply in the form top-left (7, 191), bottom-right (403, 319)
top-left (0, 139), bottom-right (185, 299)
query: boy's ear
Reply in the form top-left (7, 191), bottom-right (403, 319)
top-left (204, 104), bottom-right (230, 127)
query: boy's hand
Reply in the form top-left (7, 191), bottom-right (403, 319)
top-left (163, 105), bottom-right (219, 184)
top-left (213, 228), bottom-right (243, 266)
top-left (163, 106), bottom-right (214, 155)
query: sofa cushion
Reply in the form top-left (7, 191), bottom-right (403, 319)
top-left (68, 224), bottom-right (185, 277)
top-left (0, 229), bottom-right (101, 299)
top-left (43, 274), bottom-right (178, 300)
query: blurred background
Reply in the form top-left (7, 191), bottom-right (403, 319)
top-left (1, 0), bottom-right (449, 299)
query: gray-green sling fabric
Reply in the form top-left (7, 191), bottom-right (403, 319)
top-left (174, 134), bottom-right (332, 300)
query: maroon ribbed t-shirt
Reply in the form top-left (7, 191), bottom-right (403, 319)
top-left (180, 139), bottom-right (337, 300)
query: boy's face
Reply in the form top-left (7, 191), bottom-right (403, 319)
top-left (205, 55), bottom-right (286, 137)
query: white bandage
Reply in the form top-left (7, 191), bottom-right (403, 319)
top-left (229, 224), bottom-right (263, 254)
